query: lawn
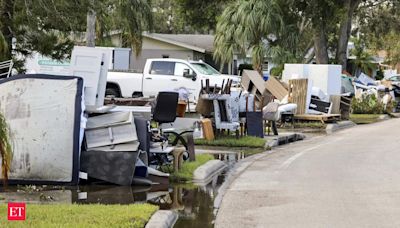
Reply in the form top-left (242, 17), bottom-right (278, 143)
top-left (350, 114), bottom-right (382, 124)
top-left (0, 203), bottom-right (158, 228)
top-left (162, 154), bottom-right (214, 182)
top-left (194, 136), bottom-right (266, 148)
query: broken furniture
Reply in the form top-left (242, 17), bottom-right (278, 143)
top-left (294, 114), bottom-right (341, 123)
top-left (288, 79), bottom-right (310, 114)
top-left (200, 94), bottom-right (240, 137)
top-left (263, 102), bottom-right (279, 135)
top-left (0, 74), bottom-right (83, 185)
top-left (80, 150), bottom-right (142, 186)
top-left (246, 111), bottom-right (264, 138)
top-left (151, 91), bottom-right (195, 163)
top-left (0, 59), bottom-right (13, 78)
top-left (172, 147), bottom-right (186, 171)
top-left (85, 112), bottom-right (140, 151)
top-left (241, 70), bottom-right (270, 109)
top-left (81, 115), bottom-right (153, 186)
top-left (278, 103), bottom-right (297, 126)
top-left (201, 119), bottom-right (215, 140)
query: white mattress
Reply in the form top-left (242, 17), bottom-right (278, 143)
top-left (0, 74), bottom-right (83, 184)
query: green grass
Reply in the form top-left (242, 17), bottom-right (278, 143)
top-left (195, 136), bottom-right (266, 148)
top-left (0, 203), bottom-right (158, 228)
top-left (162, 154), bottom-right (214, 182)
top-left (350, 114), bottom-right (382, 124)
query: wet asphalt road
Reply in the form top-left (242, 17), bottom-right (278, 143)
top-left (216, 118), bottom-right (400, 228)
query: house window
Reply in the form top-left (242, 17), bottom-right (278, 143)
top-left (162, 55), bottom-right (169, 58)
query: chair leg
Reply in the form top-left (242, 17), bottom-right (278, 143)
top-left (272, 121), bottom-right (278, 136)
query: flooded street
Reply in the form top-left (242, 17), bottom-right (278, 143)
top-left (0, 133), bottom-right (318, 227)
top-left (0, 152), bottom-right (238, 228)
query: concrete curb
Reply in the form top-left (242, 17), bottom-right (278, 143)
top-left (266, 133), bottom-right (306, 148)
top-left (193, 160), bottom-right (227, 184)
top-left (326, 120), bottom-right (356, 134)
top-left (378, 114), bottom-right (390, 120)
top-left (145, 210), bottom-right (178, 228)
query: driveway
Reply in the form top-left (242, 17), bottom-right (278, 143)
top-left (215, 118), bottom-right (400, 228)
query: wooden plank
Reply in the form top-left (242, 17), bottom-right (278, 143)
top-left (288, 79), bottom-right (308, 114)
top-left (329, 95), bottom-right (341, 114)
top-left (241, 70), bottom-right (270, 110)
top-left (242, 70), bottom-right (266, 93)
top-left (201, 119), bottom-right (215, 140)
top-left (265, 76), bottom-right (288, 101)
top-left (294, 114), bottom-right (341, 121)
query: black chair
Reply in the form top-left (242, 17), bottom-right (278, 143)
top-left (151, 91), bottom-right (194, 161)
top-left (153, 91), bottom-right (179, 125)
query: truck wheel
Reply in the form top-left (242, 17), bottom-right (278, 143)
top-left (105, 88), bottom-right (121, 98)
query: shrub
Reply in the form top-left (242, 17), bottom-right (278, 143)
top-left (351, 94), bottom-right (386, 114)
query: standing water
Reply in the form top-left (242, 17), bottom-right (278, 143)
top-left (0, 152), bottom-right (242, 227)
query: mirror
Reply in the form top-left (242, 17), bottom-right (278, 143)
top-left (183, 69), bottom-right (197, 81)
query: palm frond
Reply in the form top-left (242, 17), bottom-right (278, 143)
top-left (0, 112), bottom-right (13, 186)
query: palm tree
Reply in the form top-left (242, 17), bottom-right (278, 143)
top-left (213, 0), bottom-right (313, 75)
top-left (87, 0), bottom-right (153, 54)
top-left (350, 38), bottom-right (376, 76)
top-left (214, 0), bottom-right (284, 73)
top-left (0, 112), bottom-right (12, 186)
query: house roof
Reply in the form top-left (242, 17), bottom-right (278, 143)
top-left (143, 33), bottom-right (215, 53)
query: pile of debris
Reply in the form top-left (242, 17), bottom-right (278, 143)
top-left (0, 46), bottom-right (196, 187)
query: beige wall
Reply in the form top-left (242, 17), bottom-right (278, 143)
top-left (131, 49), bottom-right (197, 70)
top-left (141, 38), bottom-right (189, 51)
top-left (110, 34), bottom-right (206, 70)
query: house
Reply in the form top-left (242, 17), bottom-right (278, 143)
top-left (110, 32), bottom-right (236, 74)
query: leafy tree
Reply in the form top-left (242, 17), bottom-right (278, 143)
top-left (88, 0), bottom-right (153, 54)
top-left (359, 0), bottom-right (400, 67)
top-left (336, 0), bottom-right (363, 70)
top-left (294, 0), bottom-right (343, 64)
top-left (174, 0), bottom-right (232, 33)
top-left (0, 0), bottom-right (88, 68)
top-left (152, 0), bottom-right (186, 33)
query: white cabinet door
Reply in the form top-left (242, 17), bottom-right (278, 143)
top-left (70, 47), bottom-right (111, 108)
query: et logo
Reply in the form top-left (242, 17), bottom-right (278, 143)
top-left (7, 202), bottom-right (26, 221)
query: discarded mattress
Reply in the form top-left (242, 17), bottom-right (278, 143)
top-left (0, 74), bottom-right (83, 185)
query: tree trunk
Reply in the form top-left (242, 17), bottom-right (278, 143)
top-left (336, 0), bottom-right (361, 71)
top-left (86, 9), bottom-right (96, 47)
top-left (313, 26), bottom-right (329, 64)
top-left (1, 0), bottom-right (15, 60)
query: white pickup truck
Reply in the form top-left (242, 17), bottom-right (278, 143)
top-left (106, 58), bottom-right (240, 102)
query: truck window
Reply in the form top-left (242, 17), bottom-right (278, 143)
top-left (174, 62), bottom-right (194, 76)
top-left (150, 61), bottom-right (175, 75)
